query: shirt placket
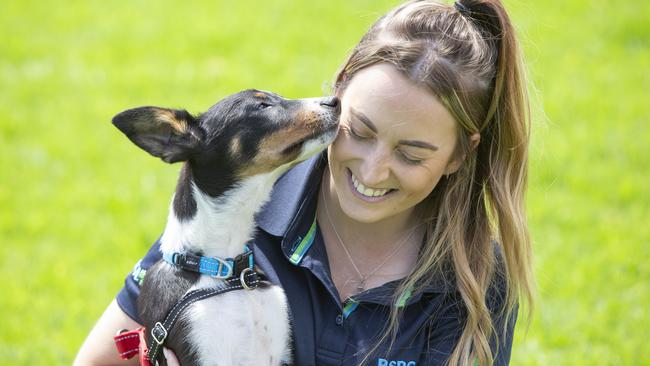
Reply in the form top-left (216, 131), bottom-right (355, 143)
top-left (316, 298), bottom-right (359, 365)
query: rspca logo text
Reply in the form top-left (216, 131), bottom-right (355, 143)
top-left (377, 358), bottom-right (416, 366)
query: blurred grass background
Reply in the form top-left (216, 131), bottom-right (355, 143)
top-left (1, 0), bottom-right (648, 364)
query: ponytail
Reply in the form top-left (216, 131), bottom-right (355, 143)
top-left (450, 2), bottom-right (534, 365)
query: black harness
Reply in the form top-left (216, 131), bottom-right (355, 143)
top-left (147, 249), bottom-right (268, 365)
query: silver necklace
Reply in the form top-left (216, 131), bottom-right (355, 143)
top-left (320, 186), bottom-right (418, 294)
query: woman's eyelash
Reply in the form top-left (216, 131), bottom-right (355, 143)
top-left (398, 151), bottom-right (423, 165)
top-left (348, 125), bottom-right (369, 140)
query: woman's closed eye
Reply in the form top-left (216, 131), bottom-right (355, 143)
top-left (397, 150), bottom-right (424, 165)
top-left (348, 124), bottom-right (371, 140)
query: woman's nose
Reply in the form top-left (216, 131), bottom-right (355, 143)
top-left (358, 150), bottom-right (391, 186)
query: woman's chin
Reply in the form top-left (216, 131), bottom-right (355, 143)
top-left (336, 195), bottom-right (393, 224)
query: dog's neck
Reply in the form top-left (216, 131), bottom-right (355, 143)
top-left (159, 164), bottom-right (284, 259)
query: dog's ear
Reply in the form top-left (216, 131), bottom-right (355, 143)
top-left (112, 106), bottom-right (203, 163)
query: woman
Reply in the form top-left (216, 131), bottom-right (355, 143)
top-left (75, 0), bottom-right (533, 365)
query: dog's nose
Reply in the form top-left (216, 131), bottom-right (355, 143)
top-left (320, 96), bottom-right (340, 111)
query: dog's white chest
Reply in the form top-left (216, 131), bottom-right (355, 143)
top-left (184, 277), bottom-right (292, 366)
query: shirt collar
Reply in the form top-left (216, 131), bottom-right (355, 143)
top-left (254, 153), bottom-right (326, 237)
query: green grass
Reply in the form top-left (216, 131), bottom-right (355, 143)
top-left (1, 0), bottom-right (648, 364)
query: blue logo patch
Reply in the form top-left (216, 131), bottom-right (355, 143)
top-left (377, 358), bottom-right (416, 366)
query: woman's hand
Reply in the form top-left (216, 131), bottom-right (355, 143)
top-left (162, 348), bottom-right (180, 366)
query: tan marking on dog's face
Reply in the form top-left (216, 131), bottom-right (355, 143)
top-left (294, 109), bottom-right (323, 130)
top-left (254, 92), bottom-right (267, 99)
top-left (236, 126), bottom-right (306, 177)
top-left (236, 105), bottom-right (333, 178)
top-left (229, 135), bottom-right (242, 159)
top-left (156, 110), bottom-right (188, 134)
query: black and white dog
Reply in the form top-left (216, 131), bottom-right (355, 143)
top-left (112, 90), bottom-right (340, 365)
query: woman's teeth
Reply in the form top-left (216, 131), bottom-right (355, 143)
top-left (351, 174), bottom-right (390, 197)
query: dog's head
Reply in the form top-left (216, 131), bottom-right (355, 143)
top-left (112, 90), bottom-right (340, 194)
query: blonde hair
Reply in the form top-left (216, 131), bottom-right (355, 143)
top-left (333, 1), bottom-right (534, 365)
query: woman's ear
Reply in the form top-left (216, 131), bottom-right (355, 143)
top-left (443, 133), bottom-right (481, 175)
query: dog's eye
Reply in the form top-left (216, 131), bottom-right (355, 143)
top-left (257, 102), bottom-right (273, 110)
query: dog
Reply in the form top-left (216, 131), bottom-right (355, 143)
top-left (112, 89), bottom-right (340, 365)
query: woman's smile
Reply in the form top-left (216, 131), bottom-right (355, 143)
top-left (346, 168), bottom-right (396, 202)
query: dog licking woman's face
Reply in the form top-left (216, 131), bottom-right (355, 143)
top-left (327, 63), bottom-right (477, 225)
top-left (112, 90), bottom-right (340, 197)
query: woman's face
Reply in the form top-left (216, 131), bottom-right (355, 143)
top-left (328, 63), bottom-right (462, 224)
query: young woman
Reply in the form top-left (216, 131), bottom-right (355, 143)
top-left (75, 1), bottom-right (533, 365)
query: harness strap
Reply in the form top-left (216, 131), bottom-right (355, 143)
top-left (147, 270), bottom-right (265, 365)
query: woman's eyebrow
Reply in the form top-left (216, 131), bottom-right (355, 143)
top-left (397, 139), bottom-right (439, 151)
top-left (350, 107), bottom-right (377, 133)
top-left (350, 107), bottom-right (439, 151)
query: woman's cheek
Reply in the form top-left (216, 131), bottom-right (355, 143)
top-left (331, 134), bottom-right (357, 160)
top-left (396, 165), bottom-right (438, 196)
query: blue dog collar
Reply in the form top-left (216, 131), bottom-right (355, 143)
top-left (163, 245), bottom-right (254, 279)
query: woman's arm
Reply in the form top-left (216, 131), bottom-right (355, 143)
top-left (73, 300), bottom-right (141, 366)
top-left (75, 241), bottom-right (162, 365)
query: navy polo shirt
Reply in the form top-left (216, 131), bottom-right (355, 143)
top-left (117, 153), bottom-right (516, 365)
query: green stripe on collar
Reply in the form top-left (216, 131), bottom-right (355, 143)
top-left (395, 285), bottom-right (414, 308)
top-left (343, 298), bottom-right (359, 318)
top-left (289, 216), bottom-right (317, 265)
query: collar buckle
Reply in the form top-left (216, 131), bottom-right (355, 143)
top-left (209, 258), bottom-right (233, 279)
